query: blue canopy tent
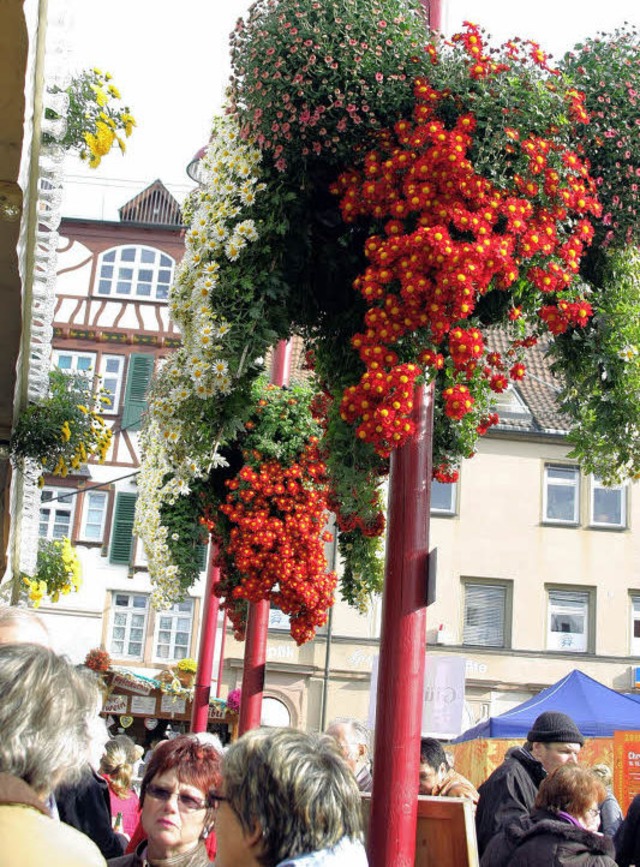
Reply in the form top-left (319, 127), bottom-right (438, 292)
top-left (454, 669), bottom-right (640, 741)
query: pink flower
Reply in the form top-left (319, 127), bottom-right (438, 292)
top-left (375, 72), bottom-right (384, 83)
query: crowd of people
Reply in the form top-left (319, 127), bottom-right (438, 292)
top-left (1, 603), bottom-right (640, 866)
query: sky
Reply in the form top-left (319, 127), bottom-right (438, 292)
top-left (54, 0), bottom-right (640, 221)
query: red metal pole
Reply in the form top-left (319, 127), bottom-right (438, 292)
top-left (421, 0), bottom-right (443, 31)
top-left (238, 339), bottom-right (292, 734)
top-left (216, 611), bottom-right (228, 698)
top-left (368, 383), bottom-right (434, 867)
top-left (190, 544), bottom-right (221, 732)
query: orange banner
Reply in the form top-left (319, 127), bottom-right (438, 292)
top-left (452, 738), bottom-right (613, 791)
top-left (614, 730), bottom-right (640, 814)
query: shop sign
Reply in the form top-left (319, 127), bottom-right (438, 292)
top-left (111, 673), bottom-right (153, 696)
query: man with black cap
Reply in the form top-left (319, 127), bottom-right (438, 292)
top-left (475, 710), bottom-right (584, 855)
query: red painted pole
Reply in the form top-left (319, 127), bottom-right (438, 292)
top-left (425, 0), bottom-right (443, 32)
top-left (216, 610), bottom-right (228, 698)
top-left (368, 383), bottom-right (434, 867)
top-left (238, 339), bottom-right (292, 734)
top-left (190, 544), bottom-right (221, 732)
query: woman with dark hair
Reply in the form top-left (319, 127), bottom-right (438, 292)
top-left (482, 765), bottom-right (617, 867)
top-left (107, 735), bottom-right (221, 866)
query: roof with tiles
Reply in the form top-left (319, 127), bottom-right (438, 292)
top-left (487, 330), bottom-right (569, 435)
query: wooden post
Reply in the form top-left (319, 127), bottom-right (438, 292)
top-left (368, 384), bottom-right (434, 866)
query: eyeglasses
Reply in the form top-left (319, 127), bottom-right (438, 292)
top-left (207, 792), bottom-right (229, 810)
top-left (587, 808), bottom-right (600, 818)
top-left (146, 783), bottom-right (208, 813)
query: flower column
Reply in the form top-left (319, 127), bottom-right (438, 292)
top-left (238, 339), bottom-right (293, 734)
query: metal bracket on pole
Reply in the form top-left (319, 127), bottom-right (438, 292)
top-left (426, 547), bottom-right (437, 608)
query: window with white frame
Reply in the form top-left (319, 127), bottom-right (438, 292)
top-left (431, 480), bottom-right (456, 515)
top-left (462, 582), bottom-right (509, 648)
top-left (95, 246), bottom-right (175, 300)
top-left (547, 589), bottom-right (590, 652)
top-left (590, 477), bottom-right (626, 529)
top-left (79, 490), bottom-right (108, 541)
top-left (53, 349), bottom-right (95, 375)
top-left (110, 593), bottom-right (149, 659)
top-left (543, 465), bottom-right (580, 524)
top-left (39, 487), bottom-right (75, 539)
top-left (99, 354), bottom-right (125, 414)
top-left (631, 596), bottom-right (640, 657)
top-left (154, 599), bottom-right (194, 661)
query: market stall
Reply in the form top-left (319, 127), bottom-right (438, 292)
top-left (99, 668), bottom-right (238, 748)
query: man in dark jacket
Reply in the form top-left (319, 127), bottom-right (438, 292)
top-left (475, 711), bottom-right (584, 855)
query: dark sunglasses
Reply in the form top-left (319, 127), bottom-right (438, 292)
top-left (145, 783), bottom-right (208, 812)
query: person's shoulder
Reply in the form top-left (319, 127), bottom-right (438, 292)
top-left (0, 804), bottom-right (106, 866)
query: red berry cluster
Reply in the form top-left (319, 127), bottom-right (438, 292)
top-left (330, 63), bottom-right (600, 459)
top-left (216, 443), bottom-right (337, 646)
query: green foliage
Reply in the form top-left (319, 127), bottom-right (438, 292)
top-left (22, 537), bottom-right (81, 607)
top-left (550, 247), bottom-right (640, 483)
top-left (10, 369), bottom-right (112, 480)
top-left (160, 482), bottom-right (210, 596)
top-left (561, 25), bottom-right (640, 249)
top-left (228, 0), bottom-right (428, 172)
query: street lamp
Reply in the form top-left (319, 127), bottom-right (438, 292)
top-left (185, 145), bottom-right (208, 185)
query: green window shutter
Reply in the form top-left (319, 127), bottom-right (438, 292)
top-left (121, 354), bottom-right (155, 431)
top-left (196, 543), bottom-right (208, 572)
top-left (110, 492), bottom-right (137, 564)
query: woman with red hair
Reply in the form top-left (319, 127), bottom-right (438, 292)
top-left (481, 765), bottom-right (617, 867)
top-left (107, 735), bottom-right (221, 866)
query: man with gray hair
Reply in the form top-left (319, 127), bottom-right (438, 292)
top-left (0, 604), bottom-right (50, 646)
top-left (213, 727), bottom-right (368, 866)
top-left (326, 717), bottom-right (373, 793)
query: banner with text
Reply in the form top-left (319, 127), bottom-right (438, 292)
top-left (368, 654), bottom-right (466, 738)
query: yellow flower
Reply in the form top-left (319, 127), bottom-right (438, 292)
top-left (94, 121), bottom-right (115, 156)
top-left (28, 580), bottom-right (47, 608)
top-left (122, 113), bottom-right (136, 137)
top-left (107, 84), bottom-right (121, 99)
top-left (90, 84), bottom-right (108, 108)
